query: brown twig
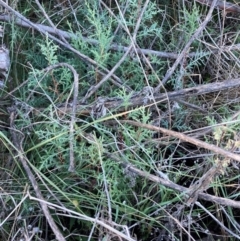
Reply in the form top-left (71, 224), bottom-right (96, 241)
top-left (120, 120), bottom-right (240, 162)
top-left (113, 120), bottom-right (240, 206)
top-left (0, 13), bottom-right (211, 60)
top-left (0, 13), bottom-right (239, 63)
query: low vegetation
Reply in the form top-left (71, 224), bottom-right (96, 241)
top-left (1, 0), bottom-right (240, 240)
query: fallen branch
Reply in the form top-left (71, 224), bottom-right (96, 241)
top-left (108, 153), bottom-right (240, 209)
top-left (107, 118), bottom-right (240, 208)
top-left (33, 77), bottom-right (240, 117)
top-left (0, 14), bottom-right (205, 60)
top-left (0, 14), bottom-right (238, 61)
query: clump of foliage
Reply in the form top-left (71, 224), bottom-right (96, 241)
top-left (1, 0), bottom-right (240, 241)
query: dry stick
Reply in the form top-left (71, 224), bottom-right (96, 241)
top-left (51, 77), bottom-right (240, 116)
top-left (119, 119), bottom-right (240, 206)
top-left (0, 14), bottom-right (183, 59)
top-left (121, 120), bottom-right (240, 162)
top-left (0, 14), bottom-right (210, 59)
top-left (109, 119), bottom-right (240, 207)
top-left (9, 112), bottom-right (66, 241)
top-left (155, 0), bottom-right (218, 92)
top-left (0, 1), bottom-right (127, 91)
top-left (80, 0), bottom-right (151, 103)
top-left (108, 154), bottom-right (240, 208)
top-left (1, 14), bottom-right (240, 60)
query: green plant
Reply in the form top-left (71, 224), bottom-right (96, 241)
top-left (2, 0), bottom-right (240, 240)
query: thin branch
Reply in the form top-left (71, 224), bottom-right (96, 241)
top-left (0, 14), bottom-right (213, 59)
top-left (1, 13), bottom-right (240, 64)
top-left (39, 77), bottom-right (240, 117)
top-left (108, 153), bottom-right (240, 208)
top-left (121, 120), bottom-right (240, 162)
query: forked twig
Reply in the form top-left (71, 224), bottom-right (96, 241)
top-left (0, 14), bottom-right (213, 60)
top-left (40, 77), bottom-right (240, 117)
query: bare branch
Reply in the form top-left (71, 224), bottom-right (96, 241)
top-left (121, 120), bottom-right (240, 162)
top-left (0, 14), bottom-right (210, 59)
top-left (37, 77), bottom-right (240, 117)
top-left (108, 154), bottom-right (240, 209)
